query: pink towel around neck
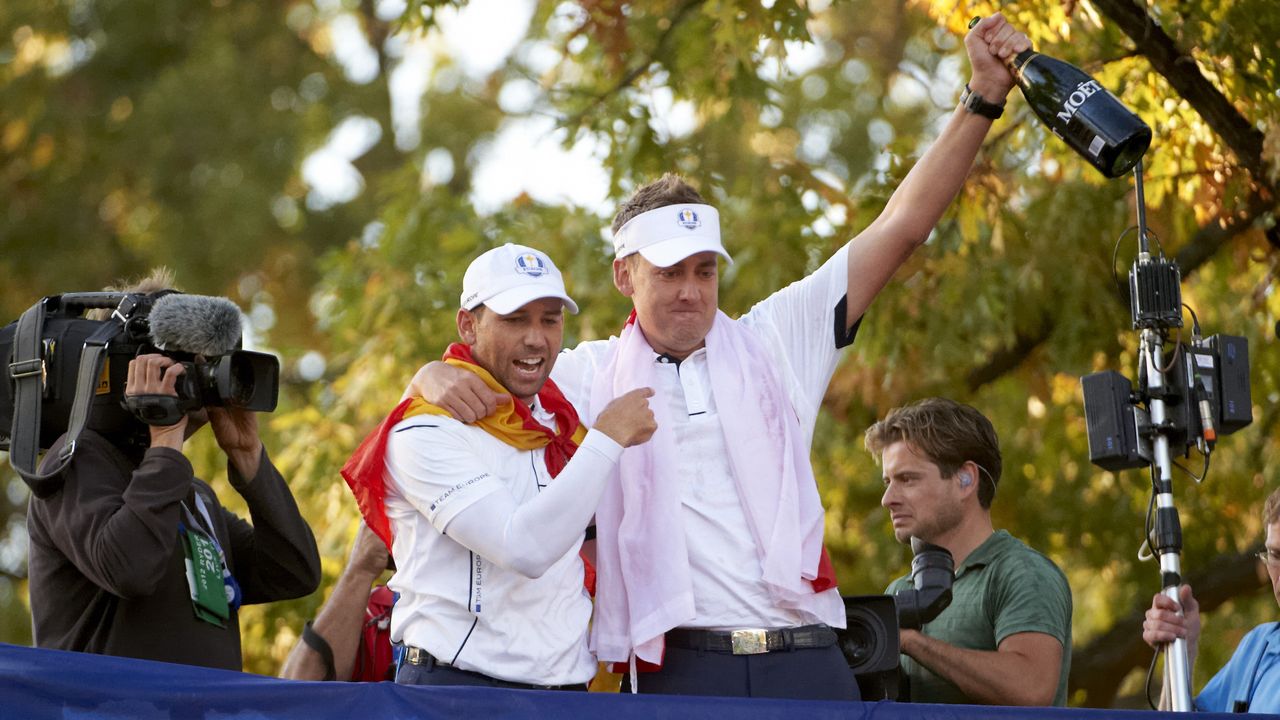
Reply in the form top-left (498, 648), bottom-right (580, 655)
top-left (589, 311), bottom-right (841, 665)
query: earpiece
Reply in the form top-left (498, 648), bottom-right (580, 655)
top-left (958, 472), bottom-right (973, 488)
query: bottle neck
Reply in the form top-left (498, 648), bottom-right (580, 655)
top-left (1010, 48), bottom-right (1037, 75)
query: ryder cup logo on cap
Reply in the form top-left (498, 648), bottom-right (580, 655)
top-left (460, 243), bottom-right (579, 315)
top-left (612, 203), bottom-right (732, 268)
top-left (515, 253), bottom-right (548, 277)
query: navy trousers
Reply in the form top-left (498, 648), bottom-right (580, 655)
top-left (622, 644), bottom-right (860, 700)
top-left (395, 654), bottom-right (586, 691)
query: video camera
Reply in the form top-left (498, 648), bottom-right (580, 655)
top-left (1, 291), bottom-right (279, 497)
top-left (836, 538), bottom-right (955, 700)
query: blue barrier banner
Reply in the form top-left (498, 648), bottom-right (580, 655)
top-left (0, 642), bottom-right (1240, 719)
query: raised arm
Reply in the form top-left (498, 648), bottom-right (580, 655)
top-left (840, 14), bottom-right (1030, 329)
top-left (219, 422), bottom-right (323, 604)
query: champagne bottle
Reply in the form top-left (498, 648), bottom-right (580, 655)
top-left (1009, 49), bottom-right (1151, 178)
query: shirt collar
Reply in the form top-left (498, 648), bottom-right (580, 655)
top-left (652, 347), bottom-right (707, 367)
top-left (1263, 623), bottom-right (1280, 653)
top-left (956, 529), bottom-right (1014, 576)
top-left (527, 395), bottom-right (558, 428)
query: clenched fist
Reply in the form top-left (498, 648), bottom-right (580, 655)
top-left (594, 387), bottom-right (658, 448)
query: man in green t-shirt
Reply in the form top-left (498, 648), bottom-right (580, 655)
top-left (865, 398), bottom-right (1072, 706)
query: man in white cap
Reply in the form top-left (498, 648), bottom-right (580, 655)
top-left (410, 16), bottom-right (1032, 699)
top-left (341, 243), bottom-right (656, 690)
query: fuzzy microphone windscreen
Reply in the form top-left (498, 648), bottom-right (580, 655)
top-left (147, 294), bottom-right (243, 356)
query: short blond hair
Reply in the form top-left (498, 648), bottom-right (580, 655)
top-left (86, 267), bottom-right (178, 320)
top-left (610, 174), bottom-right (705, 234)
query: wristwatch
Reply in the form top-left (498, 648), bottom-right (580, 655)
top-left (959, 83), bottom-right (1005, 120)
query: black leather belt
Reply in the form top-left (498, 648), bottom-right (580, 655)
top-left (400, 646), bottom-right (586, 691)
top-left (665, 624), bottom-right (838, 655)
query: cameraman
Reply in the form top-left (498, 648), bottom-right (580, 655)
top-left (25, 288), bottom-right (320, 670)
top-left (865, 398), bottom-right (1072, 706)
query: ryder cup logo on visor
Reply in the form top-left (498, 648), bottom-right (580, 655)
top-left (514, 253), bottom-right (548, 277)
top-left (676, 208), bottom-right (701, 231)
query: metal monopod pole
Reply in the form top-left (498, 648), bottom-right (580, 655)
top-left (1140, 328), bottom-right (1194, 711)
top-left (1130, 163), bottom-right (1194, 710)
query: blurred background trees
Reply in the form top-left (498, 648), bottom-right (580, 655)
top-left (1, 0), bottom-right (1276, 706)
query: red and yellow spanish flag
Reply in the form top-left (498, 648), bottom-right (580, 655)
top-left (340, 342), bottom-right (586, 553)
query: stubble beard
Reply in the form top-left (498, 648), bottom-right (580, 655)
top-left (896, 502), bottom-right (965, 546)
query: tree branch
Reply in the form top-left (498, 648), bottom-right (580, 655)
top-left (1069, 549), bottom-right (1267, 707)
top-left (562, 0), bottom-right (705, 131)
top-left (964, 189), bottom-right (1270, 391)
top-left (1088, 0), bottom-right (1271, 188)
top-left (960, 1), bottom-right (1278, 391)
top-left (964, 310), bottom-right (1052, 391)
top-left (1176, 192), bottom-right (1279, 273)
top-left (962, 0), bottom-right (1280, 386)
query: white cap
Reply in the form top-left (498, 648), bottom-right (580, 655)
top-left (612, 203), bottom-right (733, 267)
top-left (460, 244), bottom-right (578, 315)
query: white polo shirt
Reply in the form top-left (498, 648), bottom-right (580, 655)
top-left (382, 401), bottom-right (609, 685)
top-left (552, 244), bottom-right (854, 629)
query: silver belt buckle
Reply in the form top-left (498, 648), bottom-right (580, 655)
top-left (730, 628), bottom-right (769, 655)
top-left (404, 645), bottom-right (439, 666)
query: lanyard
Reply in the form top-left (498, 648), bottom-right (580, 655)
top-left (182, 494), bottom-right (224, 558)
top-left (180, 492), bottom-right (242, 616)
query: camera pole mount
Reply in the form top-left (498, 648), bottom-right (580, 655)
top-left (1140, 327), bottom-right (1193, 711)
top-left (1130, 163), bottom-right (1193, 712)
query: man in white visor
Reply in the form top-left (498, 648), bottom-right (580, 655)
top-left (410, 14), bottom-right (1032, 700)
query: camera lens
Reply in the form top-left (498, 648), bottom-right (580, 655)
top-left (838, 597), bottom-right (899, 673)
top-left (840, 622), bottom-right (878, 666)
top-left (209, 350), bottom-right (279, 412)
top-left (225, 354), bottom-right (255, 406)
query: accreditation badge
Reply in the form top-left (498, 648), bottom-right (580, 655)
top-left (182, 525), bottom-right (230, 627)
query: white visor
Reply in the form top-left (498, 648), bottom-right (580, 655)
top-left (612, 203), bottom-right (732, 267)
top-left (460, 243), bottom-right (579, 315)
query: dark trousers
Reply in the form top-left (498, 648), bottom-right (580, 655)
top-left (621, 644), bottom-right (860, 700)
top-left (395, 652), bottom-right (587, 691)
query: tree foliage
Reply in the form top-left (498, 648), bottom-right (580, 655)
top-left (1, 0), bottom-right (1277, 705)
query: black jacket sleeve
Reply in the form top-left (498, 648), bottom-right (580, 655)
top-left (218, 446), bottom-right (321, 604)
top-left (35, 434), bottom-right (192, 599)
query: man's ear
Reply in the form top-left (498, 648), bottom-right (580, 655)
top-left (613, 257), bottom-right (634, 297)
top-left (457, 308), bottom-right (478, 345)
top-left (956, 461), bottom-right (979, 494)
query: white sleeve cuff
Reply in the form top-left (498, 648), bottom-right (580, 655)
top-left (578, 428), bottom-right (624, 463)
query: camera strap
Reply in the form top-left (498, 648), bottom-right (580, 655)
top-left (7, 299), bottom-right (50, 492)
top-left (7, 298), bottom-right (124, 497)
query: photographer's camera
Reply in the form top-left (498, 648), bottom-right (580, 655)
top-left (2, 290), bottom-right (279, 491)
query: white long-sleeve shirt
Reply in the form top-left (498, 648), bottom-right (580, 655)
top-left (383, 398), bottom-right (622, 685)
